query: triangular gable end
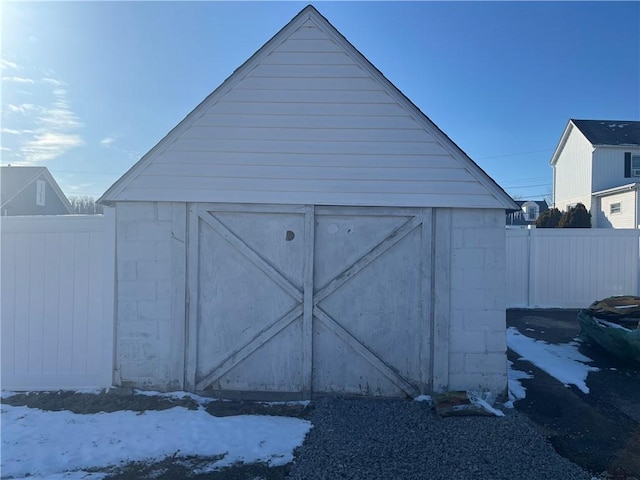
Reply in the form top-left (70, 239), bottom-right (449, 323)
top-left (550, 119), bottom-right (595, 167)
top-left (99, 5), bottom-right (517, 210)
top-left (1, 166), bottom-right (73, 212)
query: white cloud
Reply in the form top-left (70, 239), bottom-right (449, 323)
top-left (6, 103), bottom-right (42, 114)
top-left (2, 69), bottom-right (85, 164)
top-left (22, 132), bottom-right (84, 162)
top-left (1, 128), bottom-right (35, 135)
top-left (41, 77), bottom-right (66, 87)
top-left (100, 136), bottom-right (116, 146)
top-left (2, 76), bottom-right (35, 84)
top-left (1, 59), bottom-right (20, 70)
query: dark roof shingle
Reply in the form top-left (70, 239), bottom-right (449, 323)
top-left (572, 119), bottom-right (640, 146)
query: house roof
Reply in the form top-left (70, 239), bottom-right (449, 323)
top-left (571, 119), bottom-right (640, 147)
top-left (592, 183), bottom-right (639, 197)
top-left (516, 200), bottom-right (549, 211)
top-left (1, 165), bottom-right (73, 212)
top-left (99, 5), bottom-right (518, 210)
top-left (550, 119), bottom-right (640, 166)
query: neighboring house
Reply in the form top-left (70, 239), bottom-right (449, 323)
top-left (99, 5), bottom-right (518, 400)
top-left (1, 166), bottom-right (73, 216)
top-left (506, 200), bottom-right (549, 226)
top-left (551, 119), bottom-right (640, 228)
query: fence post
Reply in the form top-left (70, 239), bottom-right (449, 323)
top-left (527, 225), bottom-right (537, 308)
top-left (102, 207), bottom-right (117, 388)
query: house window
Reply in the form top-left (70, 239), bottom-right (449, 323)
top-left (527, 206), bottom-right (537, 221)
top-left (610, 202), bottom-right (621, 214)
top-left (633, 155), bottom-right (640, 177)
top-left (36, 180), bottom-right (46, 206)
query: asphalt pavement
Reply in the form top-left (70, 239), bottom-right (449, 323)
top-left (507, 308), bottom-right (640, 479)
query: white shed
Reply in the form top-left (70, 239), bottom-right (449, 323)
top-left (100, 5), bottom-right (518, 400)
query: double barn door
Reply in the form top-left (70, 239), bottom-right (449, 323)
top-left (186, 204), bottom-right (434, 398)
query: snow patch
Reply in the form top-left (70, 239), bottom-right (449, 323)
top-left (1, 403), bottom-right (312, 479)
top-left (414, 394), bottom-right (433, 404)
top-left (507, 327), bottom-right (598, 394)
top-left (505, 361), bottom-right (533, 408)
top-left (467, 392), bottom-right (504, 417)
top-left (133, 389), bottom-right (217, 405)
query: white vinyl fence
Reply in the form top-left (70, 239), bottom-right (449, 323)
top-left (3, 213), bottom-right (639, 390)
top-left (506, 227), bottom-right (640, 308)
top-left (1, 211), bottom-right (115, 390)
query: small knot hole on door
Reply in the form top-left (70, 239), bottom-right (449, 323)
top-left (286, 230), bottom-right (295, 241)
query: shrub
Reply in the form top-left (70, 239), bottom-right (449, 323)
top-left (535, 208), bottom-right (562, 228)
top-left (558, 203), bottom-right (591, 228)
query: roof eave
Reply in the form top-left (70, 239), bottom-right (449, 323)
top-left (550, 120), bottom-right (575, 167)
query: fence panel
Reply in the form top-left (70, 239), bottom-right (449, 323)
top-left (505, 228), bottom-right (530, 307)
top-left (506, 227), bottom-right (640, 308)
top-left (1, 211), bottom-right (115, 390)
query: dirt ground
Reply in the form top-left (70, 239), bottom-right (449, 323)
top-left (1, 390), bottom-right (312, 480)
top-left (507, 308), bottom-right (640, 480)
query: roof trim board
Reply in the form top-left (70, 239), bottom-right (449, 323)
top-left (592, 183), bottom-right (640, 197)
top-left (99, 5), bottom-right (517, 210)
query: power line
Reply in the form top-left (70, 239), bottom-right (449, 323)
top-left (505, 183), bottom-right (551, 190)
top-left (49, 169), bottom-right (122, 175)
top-left (478, 148), bottom-right (554, 160)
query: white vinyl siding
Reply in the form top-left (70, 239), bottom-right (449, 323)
top-left (553, 126), bottom-right (593, 209)
top-left (106, 17), bottom-right (510, 209)
top-left (597, 189), bottom-right (637, 228)
top-left (592, 147), bottom-right (640, 192)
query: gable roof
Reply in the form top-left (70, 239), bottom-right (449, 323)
top-left (516, 200), bottom-right (549, 211)
top-left (571, 119), bottom-right (640, 147)
top-left (1, 166), bottom-right (73, 212)
top-left (550, 119), bottom-right (640, 166)
top-left (99, 5), bottom-right (517, 210)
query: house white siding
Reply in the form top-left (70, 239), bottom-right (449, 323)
top-left (104, 16), bottom-right (508, 209)
top-left (553, 125), bottom-right (593, 210)
top-left (596, 189), bottom-right (637, 228)
top-left (592, 146), bottom-right (640, 192)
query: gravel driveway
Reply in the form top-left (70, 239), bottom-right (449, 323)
top-left (288, 396), bottom-right (591, 480)
top-left (2, 391), bottom-right (592, 479)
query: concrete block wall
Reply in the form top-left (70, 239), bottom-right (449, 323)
top-left (115, 202), bottom-right (186, 390)
top-left (448, 209), bottom-right (507, 397)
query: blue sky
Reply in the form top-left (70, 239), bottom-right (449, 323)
top-left (2, 1), bottom-right (639, 201)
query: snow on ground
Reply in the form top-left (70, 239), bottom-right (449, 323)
top-left (505, 360), bottom-right (533, 408)
top-left (507, 326), bottom-right (599, 394)
top-left (1, 393), bottom-right (312, 480)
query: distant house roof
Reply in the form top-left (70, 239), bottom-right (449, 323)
top-left (1, 166), bottom-right (73, 214)
top-left (516, 200), bottom-right (549, 211)
top-left (506, 199), bottom-right (549, 225)
top-left (571, 119), bottom-right (640, 146)
top-left (550, 119), bottom-right (640, 166)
